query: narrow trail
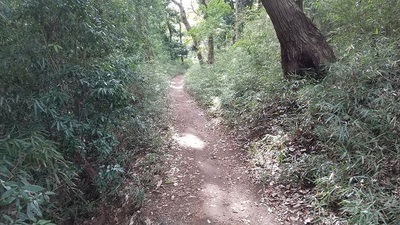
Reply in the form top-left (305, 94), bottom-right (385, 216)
top-left (140, 75), bottom-right (277, 225)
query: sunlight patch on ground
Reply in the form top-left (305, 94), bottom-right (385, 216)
top-left (170, 80), bottom-right (184, 90)
top-left (173, 133), bottom-right (205, 149)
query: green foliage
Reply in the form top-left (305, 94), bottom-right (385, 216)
top-left (0, 0), bottom-right (176, 224)
top-left (190, 0), bottom-right (233, 46)
top-left (297, 43), bottom-right (400, 224)
top-left (164, 8), bottom-right (189, 60)
top-left (187, 1), bottom-right (400, 224)
top-left (167, 41), bottom-right (189, 60)
top-left (305, 0), bottom-right (400, 50)
top-left (186, 9), bottom-right (288, 136)
top-left (286, 1), bottom-right (400, 223)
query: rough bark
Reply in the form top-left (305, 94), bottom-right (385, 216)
top-left (171, 0), bottom-right (204, 64)
top-left (260, 0), bottom-right (335, 76)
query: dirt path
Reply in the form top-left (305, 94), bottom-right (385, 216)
top-left (140, 75), bottom-right (278, 225)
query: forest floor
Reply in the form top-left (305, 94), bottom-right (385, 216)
top-left (138, 75), bottom-right (280, 225)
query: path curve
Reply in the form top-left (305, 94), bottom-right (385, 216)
top-left (140, 75), bottom-right (277, 225)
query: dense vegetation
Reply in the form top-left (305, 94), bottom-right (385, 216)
top-left (0, 0), bottom-right (187, 224)
top-left (2, 0), bottom-right (399, 224)
top-left (186, 0), bottom-right (400, 224)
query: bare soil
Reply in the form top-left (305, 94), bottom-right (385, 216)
top-left (139, 75), bottom-right (278, 225)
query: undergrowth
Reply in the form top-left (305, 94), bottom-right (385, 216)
top-left (0, 1), bottom-right (186, 223)
top-left (186, 2), bottom-right (400, 224)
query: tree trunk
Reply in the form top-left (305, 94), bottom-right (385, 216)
top-left (260, 0), bottom-right (335, 76)
top-left (194, 39), bottom-right (204, 63)
top-left (167, 21), bottom-right (174, 59)
top-left (179, 20), bottom-right (184, 63)
top-left (234, 0), bottom-right (241, 42)
top-left (171, 0), bottom-right (204, 64)
top-left (234, 0), bottom-right (253, 43)
top-left (199, 0), bottom-right (214, 64)
top-left (207, 35), bottom-right (214, 64)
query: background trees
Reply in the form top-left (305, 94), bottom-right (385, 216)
top-left (172, 0), bottom-right (235, 65)
top-left (171, 0), bottom-right (204, 64)
top-left (193, 0), bottom-right (232, 64)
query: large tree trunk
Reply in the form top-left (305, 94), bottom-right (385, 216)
top-left (260, 0), bottom-right (335, 76)
top-left (171, 0), bottom-right (204, 64)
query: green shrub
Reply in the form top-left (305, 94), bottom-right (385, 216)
top-left (186, 1), bottom-right (400, 224)
top-left (186, 9), bottom-right (283, 129)
top-left (0, 0), bottom-right (173, 224)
